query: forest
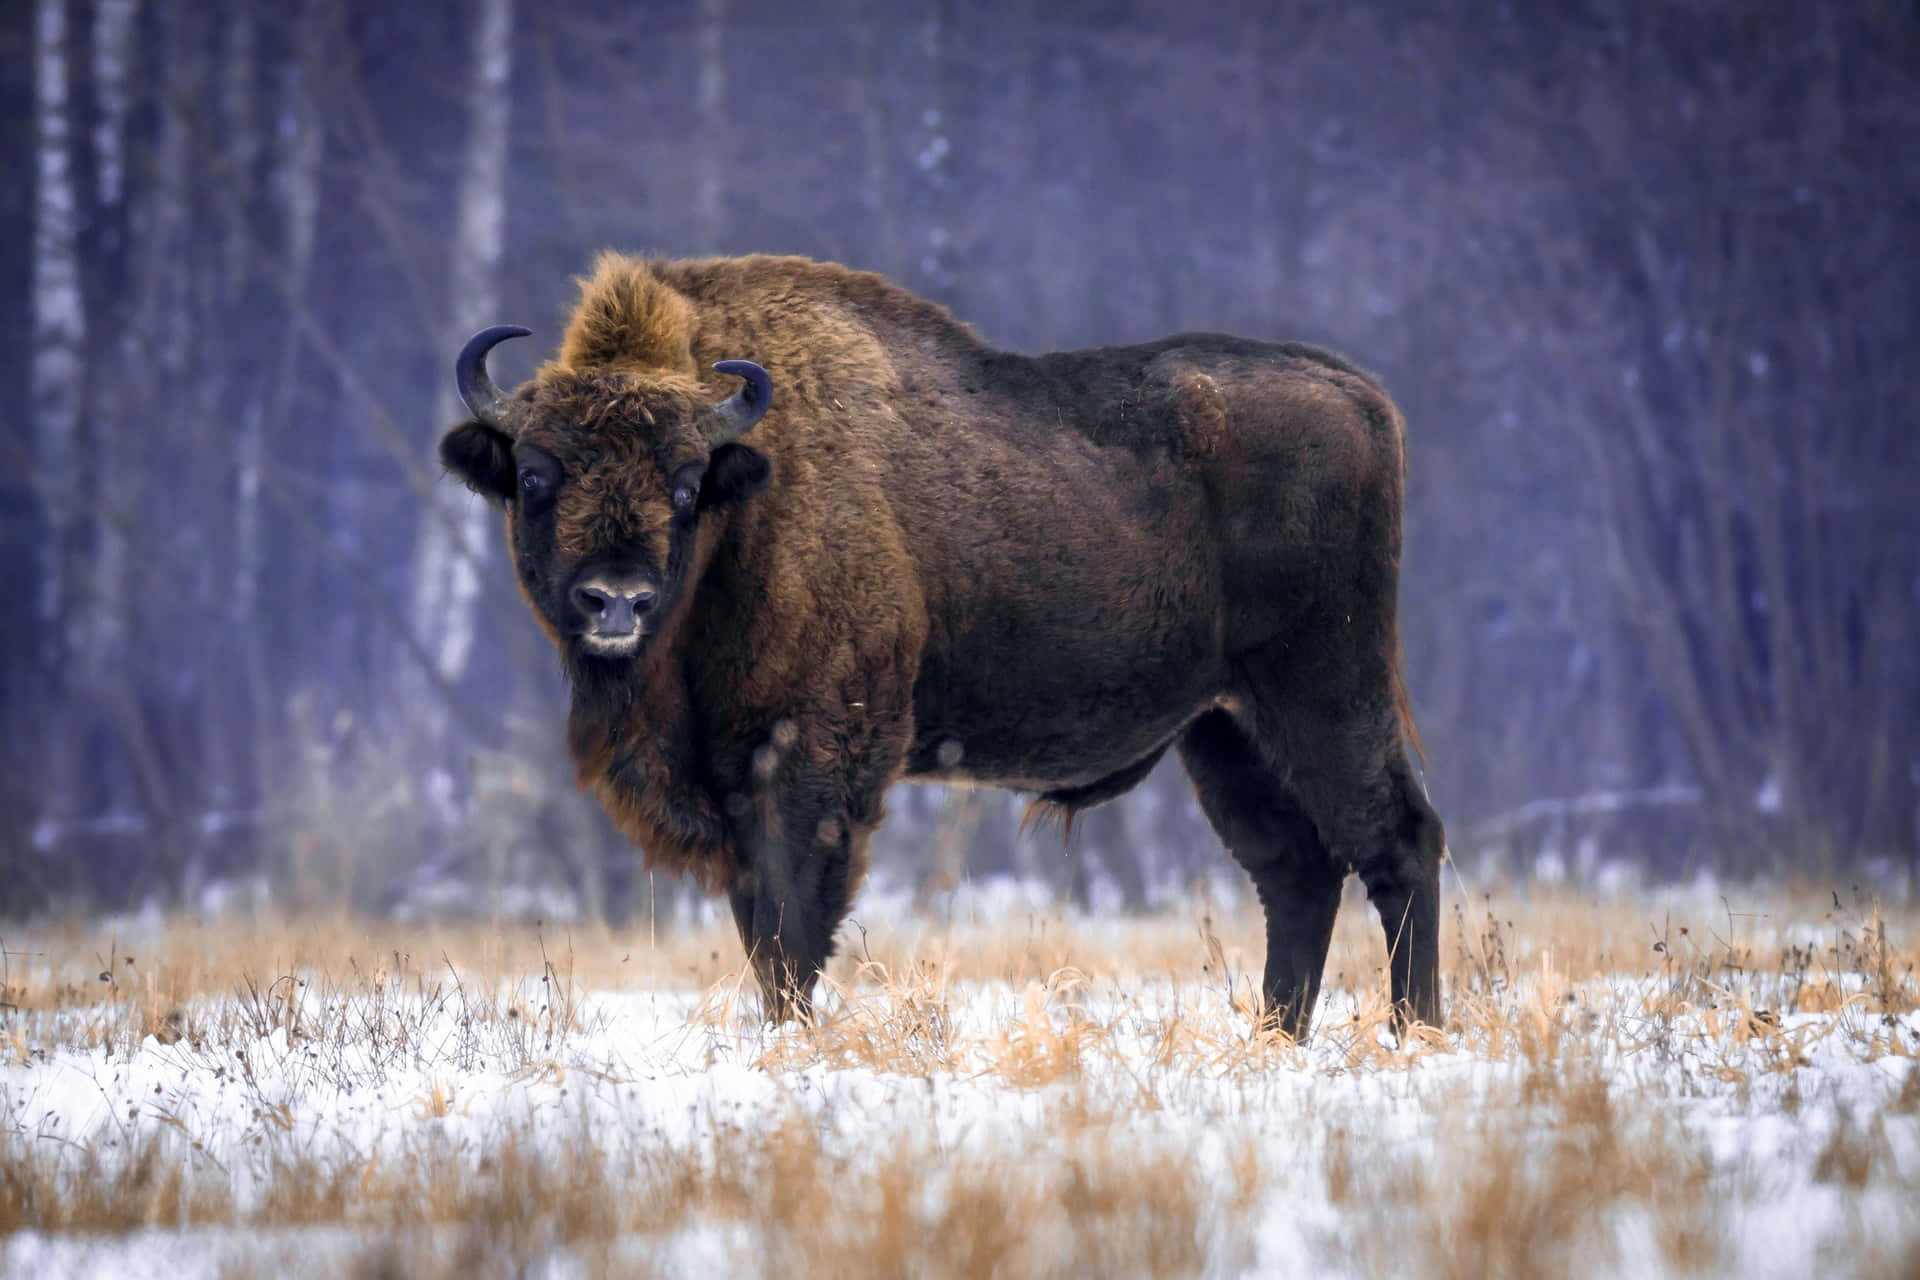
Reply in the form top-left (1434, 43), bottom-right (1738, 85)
top-left (4, 0), bottom-right (1916, 918)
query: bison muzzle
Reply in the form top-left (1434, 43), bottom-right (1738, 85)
top-left (438, 252), bottom-right (1446, 1039)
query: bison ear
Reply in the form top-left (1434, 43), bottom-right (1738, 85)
top-left (440, 421), bottom-right (516, 503)
top-left (701, 443), bottom-right (771, 510)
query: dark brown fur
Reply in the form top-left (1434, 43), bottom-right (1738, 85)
top-left (439, 252), bottom-right (1446, 1037)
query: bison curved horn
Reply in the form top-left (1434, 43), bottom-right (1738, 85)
top-left (455, 324), bottom-right (532, 429)
top-left (706, 360), bottom-right (773, 447)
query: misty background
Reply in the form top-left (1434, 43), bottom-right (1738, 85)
top-left (3, 0), bottom-right (1915, 919)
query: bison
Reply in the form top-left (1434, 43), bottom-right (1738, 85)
top-left (439, 252), bottom-right (1445, 1039)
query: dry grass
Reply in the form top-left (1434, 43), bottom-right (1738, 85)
top-left (2, 879), bottom-right (1917, 1277)
top-left (2, 1104), bottom-right (1250, 1278)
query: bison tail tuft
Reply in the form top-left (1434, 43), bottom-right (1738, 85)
top-left (1019, 798), bottom-right (1081, 843)
top-left (1392, 648), bottom-right (1426, 766)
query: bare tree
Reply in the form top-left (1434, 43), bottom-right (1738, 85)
top-left (1497, 4), bottom-right (1920, 861)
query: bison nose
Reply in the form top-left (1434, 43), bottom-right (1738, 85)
top-left (572, 580), bottom-right (656, 634)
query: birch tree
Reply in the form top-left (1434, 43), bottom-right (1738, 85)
top-left (98, 0), bottom-right (209, 895)
top-left (695, 0), bottom-right (725, 253)
top-left (83, 0), bottom-right (138, 684)
top-left (90, 0), bottom-right (136, 217)
top-left (410, 0), bottom-right (516, 700)
top-left (851, 0), bottom-right (902, 281)
top-left (29, 0), bottom-right (86, 863)
top-left (32, 0), bottom-right (83, 673)
top-left (186, 0), bottom-right (267, 877)
top-left (1241, 17), bottom-right (1278, 334)
top-left (239, 2), bottom-right (324, 696)
top-left (909, 0), bottom-right (951, 294)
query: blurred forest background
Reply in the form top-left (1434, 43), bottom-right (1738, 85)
top-left (3, 0), bottom-right (1915, 919)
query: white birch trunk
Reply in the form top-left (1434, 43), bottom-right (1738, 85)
top-left (912, 0), bottom-right (950, 289)
top-left (86, 0), bottom-right (139, 679)
top-left (695, 0), bottom-right (725, 253)
top-left (110, 2), bottom-right (206, 884)
top-left (180, 0), bottom-right (264, 860)
top-left (1242, 20), bottom-right (1278, 331)
top-left (32, 0), bottom-right (84, 666)
top-left (91, 0), bottom-right (137, 212)
top-left (29, 0), bottom-right (86, 856)
top-left (237, 30), bottom-right (323, 637)
top-left (411, 0), bottom-right (515, 691)
top-left (146, 6), bottom-right (193, 381)
top-left (220, 6), bottom-right (258, 291)
top-left (851, 4), bottom-right (901, 280)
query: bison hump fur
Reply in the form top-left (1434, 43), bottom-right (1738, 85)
top-left (553, 252), bottom-right (699, 375)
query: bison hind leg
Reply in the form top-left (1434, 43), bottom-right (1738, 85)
top-left (1354, 758), bottom-right (1444, 1035)
top-left (1234, 679), bottom-right (1445, 1039)
top-left (1178, 709), bottom-right (1345, 1042)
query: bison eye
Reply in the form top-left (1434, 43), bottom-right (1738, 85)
top-left (671, 484), bottom-right (696, 513)
top-left (519, 468), bottom-right (548, 496)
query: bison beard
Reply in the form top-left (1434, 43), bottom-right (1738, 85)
top-left (438, 251), bottom-right (1446, 1039)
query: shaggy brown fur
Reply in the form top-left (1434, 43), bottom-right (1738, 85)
top-left (439, 252), bottom-right (1446, 1036)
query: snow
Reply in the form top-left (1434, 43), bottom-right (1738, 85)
top-left (5, 956), bottom-right (1916, 1276)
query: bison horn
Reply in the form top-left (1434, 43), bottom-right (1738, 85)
top-left (706, 360), bottom-right (773, 446)
top-left (455, 324), bottom-right (532, 429)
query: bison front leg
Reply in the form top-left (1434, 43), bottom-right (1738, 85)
top-left (726, 874), bottom-right (818, 1024)
top-left (726, 764), bottom-right (871, 1024)
top-left (724, 683), bottom-right (911, 1024)
top-left (727, 829), bottom-right (858, 1024)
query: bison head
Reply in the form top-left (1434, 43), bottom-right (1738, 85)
top-left (437, 325), bottom-right (772, 670)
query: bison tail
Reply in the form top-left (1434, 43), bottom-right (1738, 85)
top-left (1391, 638), bottom-right (1426, 766)
top-left (1019, 798), bottom-right (1081, 843)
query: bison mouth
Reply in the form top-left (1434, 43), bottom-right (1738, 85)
top-left (578, 631), bottom-right (643, 658)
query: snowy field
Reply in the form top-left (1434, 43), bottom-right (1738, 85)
top-left (2, 882), bottom-right (1916, 1278)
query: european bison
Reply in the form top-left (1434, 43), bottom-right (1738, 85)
top-left (439, 252), bottom-right (1445, 1039)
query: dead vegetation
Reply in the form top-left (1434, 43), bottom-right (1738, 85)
top-left (1, 880), bottom-right (1916, 1277)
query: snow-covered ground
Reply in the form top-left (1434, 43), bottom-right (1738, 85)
top-left (3, 903), bottom-right (1917, 1277)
